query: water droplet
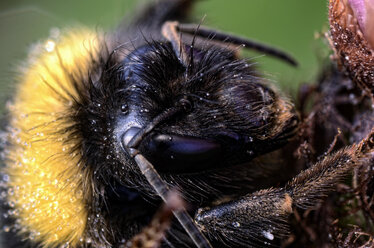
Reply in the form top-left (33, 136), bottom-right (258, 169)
top-left (262, 230), bottom-right (274, 240)
top-left (121, 104), bottom-right (128, 113)
top-left (246, 150), bottom-right (254, 156)
top-left (8, 201), bottom-right (15, 208)
top-left (232, 222), bottom-right (241, 228)
top-left (60, 242), bottom-right (70, 248)
top-left (44, 40), bottom-right (56, 52)
top-left (3, 225), bottom-right (10, 232)
top-left (29, 232), bottom-right (36, 240)
top-left (2, 174), bottom-right (9, 182)
top-left (1, 191), bottom-right (7, 199)
top-left (7, 188), bottom-right (14, 196)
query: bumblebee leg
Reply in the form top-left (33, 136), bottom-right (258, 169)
top-left (195, 130), bottom-right (374, 247)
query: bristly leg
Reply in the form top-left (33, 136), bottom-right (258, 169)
top-left (288, 62), bottom-right (374, 246)
top-left (195, 130), bottom-right (374, 247)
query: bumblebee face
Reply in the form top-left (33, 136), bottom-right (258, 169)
top-left (115, 43), bottom-right (297, 173)
top-left (83, 40), bottom-right (298, 178)
top-left (81, 40), bottom-right (299, 187)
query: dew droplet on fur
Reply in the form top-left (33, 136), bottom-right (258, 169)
top-left (2, 174), bottom-right (9, 182)
top-left (29, 232), bottom-right (36, 240)
top-left (262, 230), bottom-right (274, 240)
top-left (232, 221), bottom-right (241, 227)
top-left (44, 40), bottom-right (56, 52)
top-left (7, 187), bottom-right (14, 196)
top-left (3, 225), bottom-right (10, 232)
top-left (0, 191), bottom-right (6, 200)
top-left (60, 242), bottom-right (70, 248)
top-left (8, 201), bottom-right (15, 208)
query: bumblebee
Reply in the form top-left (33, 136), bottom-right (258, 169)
top-left (1, 0), bottom-right (374, 247)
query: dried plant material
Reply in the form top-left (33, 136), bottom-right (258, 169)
top-left (365, 1), bottom-right (374, 48)
top-left (329, 0), bottom-right (374, 97)
top-left (125, 191), bottom-right (185, 248)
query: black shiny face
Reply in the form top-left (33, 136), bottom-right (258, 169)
top-left (112, 42), bottom-right (298, 173)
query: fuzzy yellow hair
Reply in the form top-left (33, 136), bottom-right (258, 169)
top-left (5, 29), bottom-right (100, 247)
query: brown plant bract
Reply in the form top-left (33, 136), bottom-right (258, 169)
top-left (329, 0), bottom-right (374, 98)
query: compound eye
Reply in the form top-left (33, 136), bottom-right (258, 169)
top-left (141, 134), bottom-right (223, 173)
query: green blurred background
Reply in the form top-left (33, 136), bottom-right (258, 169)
top-left (0, 0), bottom-right (328, 114)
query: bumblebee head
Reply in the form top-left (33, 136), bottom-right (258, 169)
top-left (77, 38), bottom-right (298, 179)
